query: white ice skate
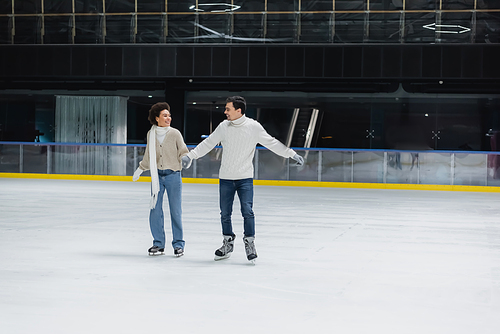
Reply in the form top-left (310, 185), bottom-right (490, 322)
top-left (243, 236), bottom-right (257, 264)
top-left (214, 234), bottom-right (235, 261)
top-left (148, 246), bottom-right (165, 256)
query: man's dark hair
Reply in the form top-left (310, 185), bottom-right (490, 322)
top-left (226, 96), bottom-right (246, 115)
top-left (148, 102), bottom-right (170, 125)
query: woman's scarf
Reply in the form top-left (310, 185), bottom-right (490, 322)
top-left (148, 125), bottom-right (170, 209)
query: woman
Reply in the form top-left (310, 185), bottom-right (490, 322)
top-left (133, 102), bottom-right (189, 257)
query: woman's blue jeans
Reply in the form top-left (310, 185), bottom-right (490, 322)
top-left (219, 178), bottom-right (255, 237)
top-left (149, 169), bottom-right (185, 250)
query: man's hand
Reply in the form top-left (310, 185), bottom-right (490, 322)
top-left (292, 154), bottom-right (304, 166)
top-left (181, 155), bottom-right (192, 169)
top-left (132, 167), bottom-right (143, 181)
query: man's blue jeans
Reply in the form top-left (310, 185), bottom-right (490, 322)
top-left (149, 169), bottom-right (185, 250)
top-left (219, 178), bottom-right (255, 237)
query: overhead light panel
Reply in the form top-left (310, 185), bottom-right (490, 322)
top-left (189, 3), bottom-right (241, 12)
top-left (423, 23), bottom-right (471, 34)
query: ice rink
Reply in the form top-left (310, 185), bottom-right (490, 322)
top-left (1, 177), bottom-right (499, 334)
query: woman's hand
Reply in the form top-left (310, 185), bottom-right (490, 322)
top-left (133, 167), bottom-right (143, 181)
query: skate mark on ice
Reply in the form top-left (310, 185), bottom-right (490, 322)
top-left (332, 223), bottom-right (363, 242)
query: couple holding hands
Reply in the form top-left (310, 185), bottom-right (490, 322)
top-left (133, 96), bottom-right (304, 263)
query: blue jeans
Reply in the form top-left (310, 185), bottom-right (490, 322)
top-left (219, 178), bottom-right (255, 237)
top-left (149, 169), bottom-right (185, 250)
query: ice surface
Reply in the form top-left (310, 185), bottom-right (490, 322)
top-left (1, 178), bottom-right (500, 334)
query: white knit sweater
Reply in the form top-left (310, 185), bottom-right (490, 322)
top-left (187, 115), bottom-right (296, 180)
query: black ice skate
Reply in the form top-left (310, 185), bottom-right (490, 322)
top-left (174, 247), bottom-right (184, 257)
top-left (148, 245), bottom-right (165, 256)
top-left (214, 234), bottom-right (236, 261)
top-left (243, 236), bottom-right (257, 264)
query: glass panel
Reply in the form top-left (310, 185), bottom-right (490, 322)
top-left (0, 17), bottom-right (10, 44)
top-left (14, 0), bottom-right (42, 14)
top-left (23, 145), bottom-right (47, 173)
top-left (289, 150), bottom-right (319, 181)
top-left (43, 16), bottom-right (72, 44)
top-left (137, 0), bottom-right (165, 12)
top-left (137, 15), bottom-right (163, 43)
top-left (267, 1), bottom-right (299, 12)
top-left (386, 151), bottom-right (420, 184)
top-left (167, 0), bottom-right (193, 12)
top-left (197, 13), bottom-right (230, 43)
top-left (13, 16), bottom-right (40, 44)
top-left (300, 13), bottom-right (332, 43)
top-left (75, 0), bottom-right (103, 13)
top-left (367, 13), bottom-right (401, 43)
top-left (257, 149), bottom-right (288, 180)
top-left (195, 148), bottom-right (222, 178)
top-left (106, 0), bottom-right (135, 13)
top-left (485, 0), bottom-right (500, 9)
top-left (321, 150), bottom-right (353, 182)
top-left (266, 14), bottom-right (297, 42)
top-left (352, 151), bottom-right (384, 183)
top-left (334, 13), bottom-right (365, 43)
top-left (367, 0), bottom-right (398, 10)
top-left (126, 146), bottom-right (138, 176)
top-left (108, 146), bottom-right (127, 175)
top-left (437, 12), bottom-right (473, 43)
top-left (404, 12), bottom-right (437, 43)
top-left (105, 15), bottom-right (133, 43)
top-left (0, 1), bottom-right (12, 14)
top-left (487, 153), bottom-right (500, 186)
top-left (301, 0), bottom-right (333, 11)
top-left (234, 0), bottom-right (265, 12)
top-left (0, 144), bottom-right (20, 172)
top-left (335, 0), bottom-right (366, 11)
top-left (166, 14), bottom-right (196, 42)
top-left (75, 15), bottom-right (102, 43)
top-left (181, 149), bottom-right (194, 178)
top-left (404, 0), bottom-right (437, 10)
top-left (44, 0), bottom-right (72, 13)
top-left (418, 152), bottom-right (452, 185)
top-left (131, 145), bottom-right (151, 177)
top-left (442, 1), bottom-right (475, 10)
top-left (477, 11), bottom-right (500, 43)
top-left (53, 145), bottom-right (77, 174)
top-left (454, 153), bottom-right (487, 186)
top-left (233, 13), bottom-right (264, 41)
top-left (53, 145), bottom-right (127, 175)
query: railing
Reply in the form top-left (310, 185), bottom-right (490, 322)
top-left (1, 141), bottom-right (500, 187)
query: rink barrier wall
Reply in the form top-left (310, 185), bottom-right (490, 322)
top-left (2, 172), bottom-right (500, 193)
top-left (2, 142), bottom-right (500, 190)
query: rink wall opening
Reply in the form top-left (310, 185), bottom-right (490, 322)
top-left (2, 142), bottom-right (500, 192)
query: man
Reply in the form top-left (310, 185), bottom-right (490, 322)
top-left (182, 96), bottom-right (304, 263)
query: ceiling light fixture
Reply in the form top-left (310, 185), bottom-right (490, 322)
top-left (189, 3), bottom-right (241, 12)
top-left (423, 23), bottom-right (471, 34)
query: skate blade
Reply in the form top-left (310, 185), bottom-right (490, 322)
top-left (249, 259), bottom-right (256, 265)
top-left (148, 252), bottom-right (165, 256)
top-left (214, 254), bottom-right (231, 261)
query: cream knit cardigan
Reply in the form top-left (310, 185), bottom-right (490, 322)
top-left (139, 127), bottom-right (189, 172)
